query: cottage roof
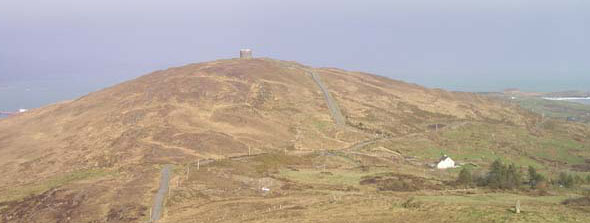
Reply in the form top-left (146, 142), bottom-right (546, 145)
top-left (438, 155), bottom-right (452, 162)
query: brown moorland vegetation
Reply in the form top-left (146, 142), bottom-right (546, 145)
top-left (0, 58), bottom-right (589, 222)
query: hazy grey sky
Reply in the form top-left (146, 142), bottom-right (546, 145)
top-left (1, 0), bottom-right (589, 91)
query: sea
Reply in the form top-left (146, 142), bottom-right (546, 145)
top-left (0, 77), bottom-right (128, 118)
top-left (542, 97), bottom-right (590, 105)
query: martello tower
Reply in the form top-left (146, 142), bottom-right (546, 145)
top-left (240, 49), bottom-right (253, 59)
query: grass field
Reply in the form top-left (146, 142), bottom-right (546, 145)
top-left (514, 96), bottom-right (590, 123)
top-left (160, 143), bottom-right (590, 223)
top-left (412, 193), bottom-right (589, 223)
top-left (0, 168), bottom-right (113, 203)
top-left (155, 110), bottom-right (590, 222)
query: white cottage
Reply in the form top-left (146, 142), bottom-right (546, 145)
top-left (436, 155), bottom-right (455, 169)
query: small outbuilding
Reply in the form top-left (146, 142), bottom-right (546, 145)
top-left (436, 155), bottom-right (455, 169)
top-left (240, 49), bottom-right (253, 59)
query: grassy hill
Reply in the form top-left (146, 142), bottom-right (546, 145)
top-left (1, 58), bottom-right (589, 222)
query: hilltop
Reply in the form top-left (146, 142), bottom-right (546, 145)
top-left (1, 58), bottom-right (589, 222)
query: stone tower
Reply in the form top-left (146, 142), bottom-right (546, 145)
top-left (240, 49), bottom-right (253, 59)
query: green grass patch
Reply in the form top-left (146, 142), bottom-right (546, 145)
top-left (415, 193), bottom-right (575, 206)
top-left (414, 193), bottom-right (588, 223)
top-left (516, 97), bottom-right (590, 122)
top-left (253, 153), bottom-right (312, 174)
top-left (278, 168), bottom-right (388, 186)
top-left (0, 168), bottom-right (114, 203)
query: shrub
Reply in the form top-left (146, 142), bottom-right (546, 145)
top-left (456, 168), bottom-right (473, 186)
top-left (574, 175), bottom-right (584, 185)
top-left (527, 166), bottom-right (546, 189)
top-left (401, 197), bottom-right (422, 209)
top-left (378, 179), bottom-right (414, 192)
top-left (557, 172), bottom-right (575, 188)
top-left (562, 197), bottom-right (590, 206)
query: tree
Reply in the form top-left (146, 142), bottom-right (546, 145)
top-left (457, 168), bottom-right (473, 186)
top-left (568, 175), bottom-right (575, 187)
top-left (558, 172), bottom-right (575, 188)
top-left (528, 166), bottom-right (545, 189)
top-left (484, 159), bottom-right (522, 190)
top-left (506, 164), bottom-right (521, 189)
top-left (528, 166), bottom-right (538, 184)
top-left (574, 175), bottom-right (584, 185)
top-left (486, 159), bottom-right (505, 189)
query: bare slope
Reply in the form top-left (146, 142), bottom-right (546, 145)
top-left (0, 58), bottom-right (545, 222)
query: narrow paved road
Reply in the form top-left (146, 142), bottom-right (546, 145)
top-left (308, 70), bottom-right (346, 127)
top-left (151, 165), bottom-right (172, 222)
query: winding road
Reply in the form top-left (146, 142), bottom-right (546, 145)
top-left (150, 165), bottom-right (172, 223)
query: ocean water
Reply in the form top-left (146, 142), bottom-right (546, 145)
top-left (0, 78), bottom-right (128, 114)
top-left (400, 75), bottom-right (590, 93)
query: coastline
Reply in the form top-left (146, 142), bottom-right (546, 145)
top-left (542, 97), bottom-right (590, 100)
